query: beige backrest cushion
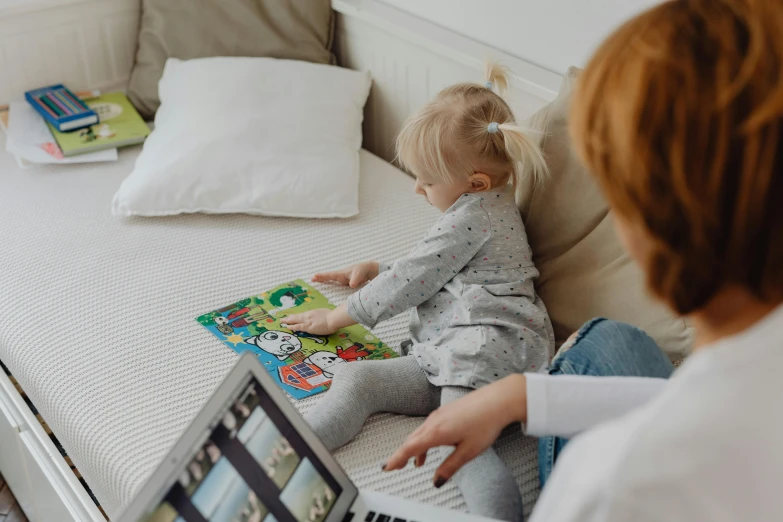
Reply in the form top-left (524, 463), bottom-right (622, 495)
top-left (128, 0), bottom-right (335, 119)
top-left (519, 67), bottom-right (693, 359)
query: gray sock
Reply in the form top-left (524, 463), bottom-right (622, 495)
top-left (440, 386), bottom-right (524, 522)
top-left (305, 355), bottom-right (440, 451)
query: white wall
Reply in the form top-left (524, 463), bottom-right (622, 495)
top-left (378, 0), bottom-right (661, 74)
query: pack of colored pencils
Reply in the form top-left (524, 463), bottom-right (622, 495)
top-left (25, 84), bottom-right (99, 132)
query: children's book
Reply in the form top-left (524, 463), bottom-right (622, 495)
top-left (197, 280), bottom-right (398, 399)
top-left (4, 101), bottom-right (117, 167)
top-left (48, 92), bottom-right (150, 157)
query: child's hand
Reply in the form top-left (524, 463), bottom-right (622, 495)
top-left (281, 309), bottom-right (336, 335)
top-left (282, 304), bottom-right (356, 336)
top-left (313, 261), bottom-right (380, 288)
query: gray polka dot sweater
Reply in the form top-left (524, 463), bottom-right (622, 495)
top-left (346, 187), bottom-right (555, 389)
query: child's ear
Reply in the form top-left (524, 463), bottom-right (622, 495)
top-left (469, 172), bottom-right (492, 192)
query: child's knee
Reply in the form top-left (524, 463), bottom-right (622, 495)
top-left (329, 361), bottom-right (375, 389)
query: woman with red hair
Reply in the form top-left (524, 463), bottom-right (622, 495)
top-left (384, 1), bottom-right (783, 520)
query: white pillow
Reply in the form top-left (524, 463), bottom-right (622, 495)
top-left (112, 57), bottom-right (371, 218)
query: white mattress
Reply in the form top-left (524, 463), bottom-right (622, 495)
top-left (0, 142), bottom-right (540, 518)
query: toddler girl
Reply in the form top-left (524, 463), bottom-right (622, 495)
top-left (283, 64), bottom-right (555, 522)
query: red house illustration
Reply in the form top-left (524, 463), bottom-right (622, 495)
top-left (278, 362), bottom-right (331, 392)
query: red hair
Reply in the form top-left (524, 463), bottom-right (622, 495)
top-left (570, 0), bottom-right (783, 314)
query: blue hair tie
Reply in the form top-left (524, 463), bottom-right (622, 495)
top-left (487, 122), bottom-right (500, 134)
top-left (485, 81), bottom-right (493, 89)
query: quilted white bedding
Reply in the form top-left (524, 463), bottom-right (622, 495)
top-left (0, 143), bottom-right (540, 518)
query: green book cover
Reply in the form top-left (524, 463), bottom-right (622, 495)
top-left (196, 279), bottom-right (398, 400)
top-left (48, 92), bottom-right (150, 157)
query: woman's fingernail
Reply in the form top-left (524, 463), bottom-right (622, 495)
top-left (434, 477), bottom-right (446, 488)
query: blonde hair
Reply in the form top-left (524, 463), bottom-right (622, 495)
top-left (395, 63), bottom-right (547, 196)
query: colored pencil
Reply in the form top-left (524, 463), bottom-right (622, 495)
top-left (36, 95), bottom-right (60, 117)
top-left (52, 90), bottom-right (76, 114)
top-left (55, 91), bottom-right (76, 114)
top-left (54, 89), bottom-right (80, 114)
top-left (60, 88), bottom-right (88, 112)
top-left (47, 92), bottom-right (71, 115)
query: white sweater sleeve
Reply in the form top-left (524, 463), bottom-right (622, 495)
top-left (524, 373), bottom-right (668, 438)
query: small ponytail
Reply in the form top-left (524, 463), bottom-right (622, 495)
top-left (483, 63), bottom-right (547, 188)
top-left (496, 123), bottom-right (548, 188)
top-left (484, 62), bottom-right (510, 96)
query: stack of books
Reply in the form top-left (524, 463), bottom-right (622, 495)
top-left (1, 85), bottom-right (150, 168)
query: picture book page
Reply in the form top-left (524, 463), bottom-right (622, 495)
top-left (197, 280), bottom-right (397, 399)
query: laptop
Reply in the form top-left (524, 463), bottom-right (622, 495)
top-left (117, 352), bottom-right (499, 522)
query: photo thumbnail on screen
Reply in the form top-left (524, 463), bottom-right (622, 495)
top-left (237, 402), bottom-right (301, 489)
top-left (280, 458), bottom-right (336, 522)
top-left (189, 454), bottom-right (268, 522)
top-left (222, 381), bottom-right (262, 438)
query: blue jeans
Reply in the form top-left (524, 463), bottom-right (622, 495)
top-left (537, 318), bottom-right (675, 487)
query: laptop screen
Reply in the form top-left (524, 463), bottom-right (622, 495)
top-left (144, 375), bottom-right (343, 522)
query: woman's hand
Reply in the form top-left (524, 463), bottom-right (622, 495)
top-left (282, 303), bottom-right (356, 336)
top-left (312, 261), bottom-right (380, 288)
top-left (383, 374), bottom-right (528, 487)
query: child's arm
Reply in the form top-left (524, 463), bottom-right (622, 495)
top-left (347, 196), bottom-right (491, 329)
top-left (312, 261), bottom-right (380, 288)
top-left (286, 262), bottom-right (384, 335)
top-left (281, 303), bottom-right (355, 335)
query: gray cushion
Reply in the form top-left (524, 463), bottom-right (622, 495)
top-left (128, 0), bottom-right (335, 119)
top-left (519, 67), bottom-right (693, 359)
